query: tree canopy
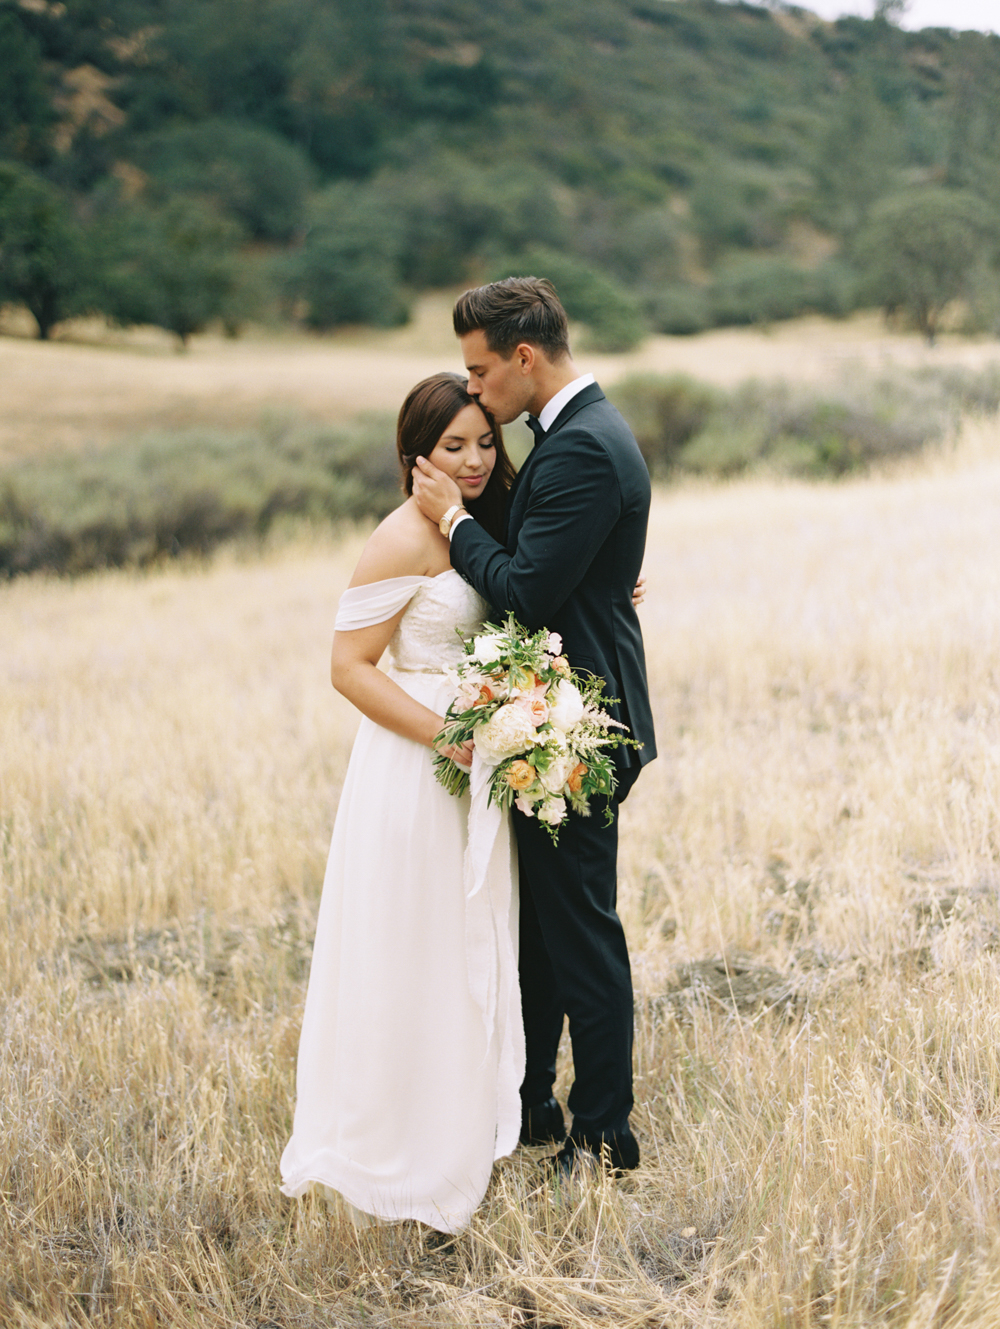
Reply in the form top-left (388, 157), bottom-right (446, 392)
top-left (0, 163), bottom-right (94, 338)
top-left (856, 188), bottom-right (998, 343)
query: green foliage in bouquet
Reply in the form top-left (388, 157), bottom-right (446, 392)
top-left (432, 616), bottom-right (640, 843)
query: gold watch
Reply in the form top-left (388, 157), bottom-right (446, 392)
top-left (439, 504), bottom-right (466, 537)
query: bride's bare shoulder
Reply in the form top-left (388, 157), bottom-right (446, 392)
top-left (347, 498), bottom-right (443, 589)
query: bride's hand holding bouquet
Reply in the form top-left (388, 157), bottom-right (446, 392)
top-left (432, 615), bottom-right (640, 843)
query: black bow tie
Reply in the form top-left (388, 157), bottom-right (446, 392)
top-left (526, 415), bottom-right (546, 446)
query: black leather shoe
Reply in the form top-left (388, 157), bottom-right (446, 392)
top-left (519, 1097), bottom-right (567, 1146)
top-left (546, 1130), bottom-right (640, 1179)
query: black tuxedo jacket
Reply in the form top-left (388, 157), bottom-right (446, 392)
top-left (451, 382), bottom-right (656, 775)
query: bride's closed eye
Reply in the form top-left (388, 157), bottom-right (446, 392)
top-left (444, 439), bottom-right (495, 454)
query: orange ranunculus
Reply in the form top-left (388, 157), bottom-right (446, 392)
top-left (474, 683), bottom-right (495, 708)
top-left (567, 762), bottom-right (587, 793)
top-left (551, 656), bottom-right (571, 677)
top-left (506, 760), bottom-right (535, 791)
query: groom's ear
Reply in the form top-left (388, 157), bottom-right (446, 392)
top-left (514, 342), bottom-right (537, 375)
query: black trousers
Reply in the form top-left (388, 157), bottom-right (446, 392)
top-left (514, 791), bottom-right (635, 1145)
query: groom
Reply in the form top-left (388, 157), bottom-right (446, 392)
top-left (413, 276), bottom-right (656, 1174)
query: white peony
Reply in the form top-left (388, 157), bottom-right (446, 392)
top-left (470, 633), bottom-right (505, 665)
top-left (474, 703), bottom-right (538, 765)
top-left (539, 749), bottom-right (576, 794)
top-left (538, 797), bottom-right (567, 826)
top-left (548, 679), bottom-right (585, 732)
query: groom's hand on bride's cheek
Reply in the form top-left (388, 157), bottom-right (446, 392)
top-left (412, 456), bottom-right (461, 523)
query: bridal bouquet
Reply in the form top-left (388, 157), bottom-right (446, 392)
top-left (432, 615), bottom-right (636, 843)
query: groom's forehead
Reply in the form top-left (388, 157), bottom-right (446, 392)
top-left (460, 329), bottom-right (490, 366)
top-left (461, 330), bottom-right (516, 372)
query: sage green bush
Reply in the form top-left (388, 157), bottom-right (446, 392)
top-left (608, 375), bottom-right (718, 473)
top-left (5, 366), bottom-right (999, 580)
top-left (0, 414), bottom-right (400, 578)
top-left (614, 365), bottom-right (1000, 479)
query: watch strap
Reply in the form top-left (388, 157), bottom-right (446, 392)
top-left (439, 503), bottom-right (464, 537)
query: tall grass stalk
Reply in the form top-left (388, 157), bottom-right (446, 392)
top-left (2, 422), bottom-right (1000, 1325)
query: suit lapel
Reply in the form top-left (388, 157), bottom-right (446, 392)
top-left (543, 382), bottom-right (605, 436)
top-left (501, 384), bottom-right (607, 545)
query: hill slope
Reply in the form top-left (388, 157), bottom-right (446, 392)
top-left (2, 0), bottom-right (1000, 337)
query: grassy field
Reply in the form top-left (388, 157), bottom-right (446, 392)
top-left (3, 409), bottom-right (1000, 1326)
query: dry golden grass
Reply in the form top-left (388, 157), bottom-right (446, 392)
top-left (3, 420), bottom-right (1000, 1326)
top-left (5, 299), bottom-right (1000, 462)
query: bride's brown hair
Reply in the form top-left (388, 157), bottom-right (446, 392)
top-left (396, 372), bottom-right (516, 543)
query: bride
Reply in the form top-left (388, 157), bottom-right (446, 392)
top-left (280, 372), bottom-right (524, 1233)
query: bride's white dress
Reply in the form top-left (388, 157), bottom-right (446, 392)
top-left (280, 570), bottom-right (524, 1233)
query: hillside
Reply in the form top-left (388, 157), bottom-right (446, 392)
top-left (2, 0), bottom-right (1000, 340)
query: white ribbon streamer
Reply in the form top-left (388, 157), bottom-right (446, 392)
top-left (463, 749), bottom-right (506, 1055)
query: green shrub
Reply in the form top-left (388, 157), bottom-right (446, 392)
top-left (280, 185), bottom-right (410, 330)
top-left (577, 205), bottom-right (682, 288)
top-left (131, 120), bottom-right (314, 242)
top-left (676, 373), bottom-right (970, 478)
top-left (705, 258), bottom-right (861, 329)
top-left (382, 157), bottom-right (567, 289)
top-left (0, 415), bottom-right (401, 578)
top-left (807, 260), bottom-right (860, 319)
top-left (708, 258), bottom-right (815, 327)
top-left (643, 283), bottom-right (711, 336)
top-left (609, 374), bottom-right (717, 472)
top-left (610, 365), bottom-right (1000, 481)
top-left (689, 165), bottom-right (789, 258)
top-left (0, 163), bottom-right (97, 338)
top-left (853, 186), bottom-right (998, 343)
top-left (101, 197), bottom-right (250, 347)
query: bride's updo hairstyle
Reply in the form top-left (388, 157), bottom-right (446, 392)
top-left (396, 372), bottom-right (516, 543)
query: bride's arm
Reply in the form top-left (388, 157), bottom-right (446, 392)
top-left (331, 621), bottom-right (472, 768)
top-left (330, 510), bottom-right (472, 765)
top-left (331, 615), bottom-right (436, 746)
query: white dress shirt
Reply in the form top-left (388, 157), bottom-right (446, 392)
top-left (449, 373), bottom-right (597, 540)
top-left (537, 373), bottom-right (596, 431)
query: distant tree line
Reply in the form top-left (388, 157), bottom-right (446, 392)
top-left (1, 0), bottom-right (1000, 348)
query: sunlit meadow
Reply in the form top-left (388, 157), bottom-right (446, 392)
top-left (2, 420), bottom-right (1000, 1327)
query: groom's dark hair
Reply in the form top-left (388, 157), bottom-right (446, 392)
top-left (453, 277), bottom-right (570, 362)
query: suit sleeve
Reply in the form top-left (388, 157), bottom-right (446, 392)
top-left (451, 431), bottom-right (621, 628)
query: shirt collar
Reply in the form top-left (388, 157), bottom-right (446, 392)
top-left (537, 373), bottom-right (596, 433)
